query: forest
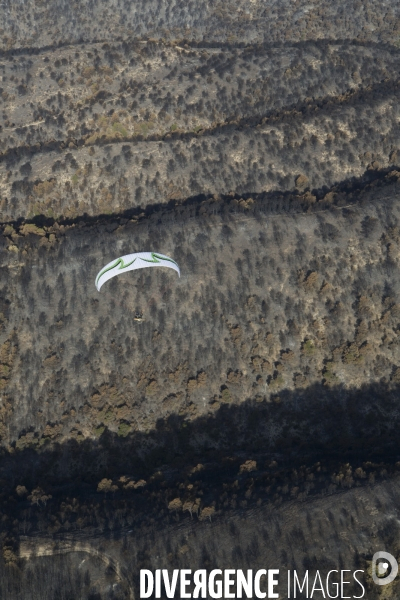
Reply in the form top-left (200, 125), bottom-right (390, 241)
top-left (1, 40), bottom-right (400, 222)
top-left (1, 0), bottom-right (400, 597)
top-left (0, 174), bottom-right (398, 597)
top-left (0, 0), bottom-right (399, 51)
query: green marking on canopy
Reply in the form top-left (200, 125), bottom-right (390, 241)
top-left (96, 256), bottom-right (136, 286)
top-left (141, 252), bottom-right (179, 268)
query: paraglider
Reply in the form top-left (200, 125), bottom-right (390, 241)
top-left (95, 252), bottom-right (180, 291)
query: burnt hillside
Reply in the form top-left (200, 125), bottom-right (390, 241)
top-left (1, 1), bottom-right (400, 598)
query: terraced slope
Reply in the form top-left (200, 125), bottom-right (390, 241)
top-left (1, 0), bottom-right (399, 50)
top-left (1, 41), bottom-right (400, 221)
top-left (1, 2), bottom-right (400, 597)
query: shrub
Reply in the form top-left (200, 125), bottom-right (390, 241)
top-left (240, 460), bottom-right (257, 473)
top-left (94, 425), bottom-right (105, 437)
top-left (268, 374), bottom-right (284, 389)
top-left (97, 479), bottom-right (113, 493)
top-left (295, 173), bottom-right (308, 190)
top-left (15, 485), bottom-right (28, 497)
top-left (301, 339), bottom-right (316, 356)
top-left (168, 498), bottom-right (182, 512)
top-left (19, 223), bottom-right (46, 237)
top-left (33, 180), bottom-right (56, 197)
top-left (117, 422), bottom-right (131, 437)
top-left (221, 387), bottom-right (231, 402)
top-left (323, 362), bottom-right (339, 386)
top-left (304, 271), bottom-right (318, 290)
top-left (199, 506), bottom-right (215, 522)
top-left (112, 122), bottom-right (128, 137)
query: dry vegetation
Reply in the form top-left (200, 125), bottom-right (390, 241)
top-left (0, 177), bottom-right (399, 448)
top-left (0, 0), bottom-right (399, 50)
top-left (1, 0), bottom-right (400, 597)
top-left (2, 459), bottom-right (400, 599)
top-left (1, 41), bottom-right (400, 220)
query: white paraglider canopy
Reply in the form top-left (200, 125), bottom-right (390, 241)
top-left (95, 252), bottom-right (180, 291)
